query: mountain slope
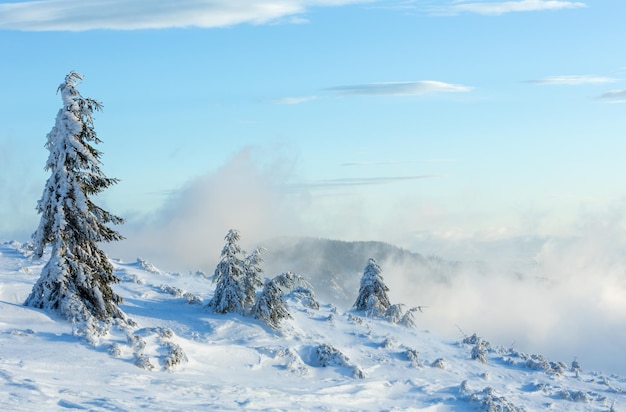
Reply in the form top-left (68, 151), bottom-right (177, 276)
top-left (260, 237), bottom-right (466, 307)
top-left (0, 241), bottom-right (624, 411)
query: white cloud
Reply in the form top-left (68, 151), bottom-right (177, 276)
top-left (104, 146), bottom-right (306, 271)
top-left (0, 0), bottom-right (371, 31)
top-left (530, 75), bottom-right (618, 85)
top-left (326, 81), bottom-right (473, 96)
top-left (442, 0), bottom-right (586, 16)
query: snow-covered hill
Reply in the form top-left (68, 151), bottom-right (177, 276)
top-left (1, 240), bottom-right (624, 411)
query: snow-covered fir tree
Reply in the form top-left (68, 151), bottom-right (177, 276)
top-left (242, 247), bottom-right (265, 311)
top-left (253, 272), bottom-right (312, 329)
top-left (353, 258), bottom-right (391, 316)
top-left (25, 72), bottom-right (125, 324)
top-left (209, 229), bottom-right (246, 314)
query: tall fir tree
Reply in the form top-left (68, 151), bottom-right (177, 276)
top-left (25, 72), bottom-right (125, 324)
top-left (209, 229), bottom-right (246, 314)
top-left (353, 257), bottom-right (391, 316)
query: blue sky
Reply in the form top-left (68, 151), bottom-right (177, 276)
top-left (1, 0), bottom-right (625, 265)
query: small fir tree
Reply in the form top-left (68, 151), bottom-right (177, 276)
top-left (253, 272), bottom-right (311, 329)
top-left (242, 247), bottom-right (265, 311)
top-left (25, 71), bottom-right (125, 324)
top-left (353, 258), bottom-right (391, 316)
top-left (209, 229), bottom-right (246, 314)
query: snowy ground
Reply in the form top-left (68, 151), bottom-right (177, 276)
top-left (1, 240), bottom-right (624, 411)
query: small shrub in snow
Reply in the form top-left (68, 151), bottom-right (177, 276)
top-left (381, 337), bottom-right (397, 349)
top-left (314, 344), bottom-right (350, 367)
top-left (431, 358), bottom-right (445, 369)
top-left (157, 327), bottom-right (174, 339)
top-left (471, 339), bottom-right (489, 364)
top-left (108, 343), bottom-right (121, 358)
top-left (289, 286), bottom-right (320, 310)
top-left (405, 349), bottom-right (420, 366)
top-left (548, 361), bottom-right (567, 376)
top-left (385, 304), bottom-right (404, 324)
top-left (163, 343), bottom-right (188, 371)
top-left (11, 329), bottom-right (35, 336)
top-left (398, 308), bottom-right (418, 328)
top-left (559, 389), bottom-right (590, 403)
top-left (129, 334), bottom-right (146, 353)
top-left (463, 333), bottom-right (487, 347)
top-left (159, 284), bottom-right (184, 297)
top-left (274, 347), bottom-right (309, 376)
top-left (137, 258), bottom-right (160, 274)
top-left (183, 292), bottom-right (202, 304)
top-left (347, 314), bottom-right (364, 324)
top-left (134, 354), bottom-right (155, 370)
top-left (467, 387), bottom-right (522, 412)
top-left (352, 365), bottom-right (366, 379)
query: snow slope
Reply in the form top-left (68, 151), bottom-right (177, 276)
top-left (1, 240), bottom-right (624, 411)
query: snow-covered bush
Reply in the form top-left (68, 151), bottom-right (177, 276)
top-left (431, 358), bottom-right (445, 369)
top-left (163, 342), bottom-right (188, 371)
top-left (385, 304), bottom-right (404, 323)
top-left (313, 343), bottom-right (350, 367)
top-left (352, 365), bottom-right (366, 379)
top-left (134, 354), bottom-right (155, 370)
top-left (467, 386), bottom-right (523, 412)
top-left (471, 339), bottom-right (489, 364)
top-left (289, 286), bottom-right (320, 310)
top-left (253, 272), bottom-right (313, 329)
top-left (406, 348), bottom-right (420, 366)
top-left (108, 343), bottom-right (122, 358)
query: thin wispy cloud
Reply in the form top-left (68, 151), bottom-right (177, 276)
top-left (289, 174), bottom-right (443, 190)
top-left (596, 89), bottom-right (626, 103)
top-left (326, 81), bottom-right (472, 96)
top-left (0, 0), bottom-right (369, 31)
top-left (529, 75), bottom-right (618, 85)
top-left (269, 96), bottom-right (318, 105)
top-left (342, 159), bottom-right (454, 166)
top-left (433, 0), bottom-right (587, 16)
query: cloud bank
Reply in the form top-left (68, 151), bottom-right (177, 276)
top-left (381, 208), bottom-right (626, 375)
top-left (0, 0), bottom-right (369, 31)
top-left (326, 81), bottom-right (473, 96)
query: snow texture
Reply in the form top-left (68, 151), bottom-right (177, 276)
top-left (1, 240), bottom-right (625, 410)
